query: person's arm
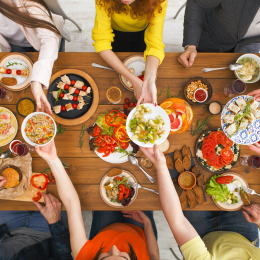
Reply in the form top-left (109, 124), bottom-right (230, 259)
top-left (35, 141), bottom-right (87, 259)
top-left (122, 211), bottom-right (159, 260)
top-left (243, 204), bottom-right (260, 230)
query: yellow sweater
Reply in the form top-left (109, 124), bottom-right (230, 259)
top-left (92, 0), bottom-right (167, 65)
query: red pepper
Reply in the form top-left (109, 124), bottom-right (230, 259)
top-left (216, 176), bottom-right (234, 185)
top-left (31, 174), bottom-right (49, 190)
top-left (32, 192), bottom-right (42, 202)
top-left (138, 75), bottom-right (144, 81)
top-left (124, 188), bottom-right (130, 199)
top-left (105, 110), bottom-right (123, 127)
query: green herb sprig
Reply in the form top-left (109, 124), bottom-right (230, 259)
top-left (6, 61), bottom-right (28, 70)
top-left (55, 88), bottom-right (65, 104)
top-left (57, 124), bottom-right (66, 135)
top-left (191, 116), bottom-right (211, 136)
top-left (158, 86), bottom-right (167, 97)
top-left (166, 84), bottom-right (171, 98)
top-left (172, 89), bottom-right (182, 98)
top-left (79, 125), bottom-right (85, 150)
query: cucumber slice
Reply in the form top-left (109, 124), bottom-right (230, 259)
top-left (232, 179), bottom-right (242, 188)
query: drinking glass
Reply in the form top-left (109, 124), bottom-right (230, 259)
top-left (224, 79), bottom-right (247, 97)
top-left (240, 154), bottom-right (260, 169)
top-left (141, 155), bottom-right (154, 170)
top-left (106, 86), bottom-right (122, 104)
top-left (12, 143), bottom-right (34, 156)
top-left (0, 86), bottom-right (13, 102)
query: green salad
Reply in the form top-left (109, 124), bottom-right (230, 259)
top-left (129, 105), bottom-right (165, 144)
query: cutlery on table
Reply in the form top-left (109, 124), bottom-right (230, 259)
top-left (242, 186), bottom-right (260, 197)
top-left (0, 150), bottom-right (11, 159)
top-left (92, 63), bottom-right (117, 73)
top-left (132, 183), bottom-right (159, 195)
top-left (202, 63), bottom-right (242, 73)
top-left (128, 155), bottom-right (155, 183)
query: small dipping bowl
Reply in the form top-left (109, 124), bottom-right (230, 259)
top-left (9, 140), bottom-right (22, 154)
top-left (178, 171), bottom-right (196, 190)
top-left (158, 137), bottom-right (171, 154)
top-left (16, 98), bottom-right (36, 117)
top-left (208, 101), bottom-right (222, 115)
top-left (0, 165), bottom-right (22, 189)
top-left (194, 88), bottom-right (208, 103)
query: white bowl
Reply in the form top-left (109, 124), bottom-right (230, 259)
top-left (126, 103), bottom-right (170, 148)
top-left (21, 112), bottom-right (57, 146)
top-left (234, 53), bottom-right (260, 84)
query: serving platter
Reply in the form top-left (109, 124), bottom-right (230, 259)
top-left (195, 128), bottom-right (240, 174)
top-left (120, 55), bottom-right (146, 92)
top-left (99, 169), bottom-right (138, 209)
top-left (0, 107), bottom-right (18, 147)
top-left (0, 53), bottom-right (33, 91)
top-left (46, 69), bottom-right (99, 126)
top-left (221, 95), bottom-right (260, 145)
top-left (212, 172), bottom-right (248, 211)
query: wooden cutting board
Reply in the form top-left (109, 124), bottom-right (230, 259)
top-left (2, 173), bottom-right (46, 203)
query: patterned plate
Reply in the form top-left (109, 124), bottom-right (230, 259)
top-left (221, 95), bottom-right (260, 145)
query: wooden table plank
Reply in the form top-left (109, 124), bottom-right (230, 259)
top-left (1, 52), bottom-right (260, 211)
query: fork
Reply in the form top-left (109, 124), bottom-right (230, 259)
top-left (132, 183), bottom-right (159, 195)
top-left (242, 187), bottom-right (260, 197)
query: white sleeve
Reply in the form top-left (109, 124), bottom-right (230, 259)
top-left (26, 3), bottom-right (62, 89)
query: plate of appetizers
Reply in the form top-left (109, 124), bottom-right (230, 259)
top-left (221, 95), bottom-right (260, 145)
top-left (206, 173), bottom-right (250, 211)
top-left (47, 69), bottom-right (99, 126)
top-left (21, 112), bottom-right (56, 146)
top-left (120, 55), bottom-right (146, 92)
top-left (196, 128), bottom-right (240, 173)
top-left (0, 107), bottom-right (18, 147)
top-left (126, 104), bottom-right (170, 148)
top-left (87, 109), bottom-right (139, 164)
top-left (0, 53), bottom-right (32, 91)
top-left (100, 168), bottom-right (138, 208)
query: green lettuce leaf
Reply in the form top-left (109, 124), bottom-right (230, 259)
top-left (206, 175), bottom-right (230, 203)
top-left (95, 111), bottom-right (114, 136)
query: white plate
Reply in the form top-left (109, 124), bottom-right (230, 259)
top-left (100, 170), bottom-right (138, 208)
top-left (120, 55), bottom-right (145, 92)
top-left (221, 95), bottom-right (260, 145)
top-left (21, 112), bottom-right (57, 147)
top-left (234, 53), bottom-right (260, 84)
top-left (212, 172), bottom-right (249, 211)
top-left (0, 53), bottom-right (33, 91)
top-left (126, 103), bottom-right (171, 148)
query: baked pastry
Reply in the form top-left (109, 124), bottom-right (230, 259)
top-left (183, 155), bottom-right (191, 171)
top-left (186, 189), bottom-right (197, 208)
top-left (175, 158), bottom-right (184, 173)
top-left (165, 154), bottom-right (174, 170)
top-left (179, 190), bottom-right (188, 210)
top-left (182, 145), bottom-right (190, 157)
top-left (172, 178), bottom-right (183, 196)
top-left (174, 150), bottom-right (182, 162)
top-left (1, 77), bottom-right (17, 86)
top-left (193, 184), bottom-right (204, 205)
top-left (107, 168), bottom-right (123, 177)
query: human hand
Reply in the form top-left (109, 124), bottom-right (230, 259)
top-left (0, 176), bottom-right (7, 188)
top-left (243, 204), bottom-right (260, 228)
top-left (137, 79), bottom-right (157, 106)
top-left (248, 89), bottom-right (260, 101)
top-left (35, 140), bottom-right (58, 162)
top-left (178, 45), bottom-right (197, 68)
top-left (33, 193), bottom-right (61, 224)
top-left (122, 210), bottom-right (150, 225)
top-left (248, 142), bottom-right (260, 155)
top-left (131, 77), bottom-right (144, 102)
top-left (31, 81), bottom-right (52, 115)
top-left (140, 144), bottom-right (166, 170)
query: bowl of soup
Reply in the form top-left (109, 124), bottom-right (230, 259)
top-left (235, 54), bottom-right (260, 84)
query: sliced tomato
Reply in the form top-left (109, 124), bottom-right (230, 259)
top-left (113, 176), bottom-right (122, 182)
top-left (119, 141), bottom-right (129, 150)
top-left (124, 188), bottom-right (130, 199)
top-left (110, 144), bottom-right (116, 153)
top-left (214, 156), bottom-right (226, 169)
top-left (119, 184), bottom-right (126, 194)
top-left (118, 191), bottom-right (124, 201)
top-left (94, 135), bottom-right (103, 144)
top-left (222, 135), bottom-right (233, 148)
top-left (202, 146), bottom-right (215, 159)
top-left (220, 148), bottom-right (234, 165)
top-left (97, 144), bottom-right (108, 153)
top-left (91, 125), bottom-right (101, 137)
top-left (99, 140), bottom-right (107, 147)
top-left (207, 154), bottom-right (219, 166)
top-left (102, 146), bottom-right (111, 157)
top-left (104, 135), bottom-right (114, 145)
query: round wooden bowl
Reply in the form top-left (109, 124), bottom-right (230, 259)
top-left (184, 77), bottom-right (213, 106)
top-left (46, 69), bottom-right (99, 126)
top-left (0, 165), bottom-right (22, 189)
top-left (178, 171), bottom-right (196, 190)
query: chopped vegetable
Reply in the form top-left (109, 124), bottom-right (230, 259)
top-left (31, 174), bottom-right (49, 190)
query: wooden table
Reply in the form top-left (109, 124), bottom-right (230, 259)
top-left (1, 52), bottom-right (260, 211)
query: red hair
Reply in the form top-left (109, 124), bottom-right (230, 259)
top-left (97, 0), bottom-right (165, 22)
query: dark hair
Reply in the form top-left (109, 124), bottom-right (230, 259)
top-left (93, 242), bottom-right (138, 260)
top-left (0, 0), bottom-right (61, 36)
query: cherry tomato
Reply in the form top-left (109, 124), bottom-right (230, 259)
top-left (124, 188), bottom-right (130, 199)
top-left (51, 178), bottom-right (56, 183)
top-left (128, 102), bottom-right (134, 107)
top-left (59, 92), bottom-right (64, 98)
top-left (75, 89), bottom-right (80, 95)
top-left (123, 103), bottom-right (129, 109)
top-left (32, 192), bottom-right (42, 202)
top-left (82, 85), bottom-right (87, 91)
top-left (16, 70), bottom-right (21, 75)
top-left (138, 75), bottom-right (144, 81)
top-left (73, 96), bottom-right (78, 102)
top-left (71, 80), bottom-right (76, 85)
top-left (64, 84), bottom-right (70, 90)
top-left (6, 69), bottom-right (12, 74)
top-left (102, 147), bottom-right (111, 157)
top-left (124, 98), bottom-right (130, 103)
top-left (133, 102), bottom-right (137, 107)
top-left (72, 103), bottom-right (78, 109)
top-left (61, 106), bottom-right (66, 112)
top-left (104, 135), bottom-right (114, 145)
top-left (110, 143), bottom-right (116, 153)
top-left (113, 176), bottom-right (122, 182)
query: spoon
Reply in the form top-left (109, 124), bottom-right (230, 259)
top-left (0, 150), bottom-right (11, 159)
top-left (202, 63), bottom-right (242, 73)
top-left (132, 183), bottom-right (159, 194)
top-left (92, 63), bottom-right (118, 73)
top-left (128, 155), bottom-right (155, 183)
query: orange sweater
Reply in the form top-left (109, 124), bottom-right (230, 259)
top-left (76, 223), bottom-right (149, 260)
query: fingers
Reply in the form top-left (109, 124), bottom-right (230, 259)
top-left (41, 193), bottom-right (51, 205)
top-left (242, 211), bottom-right (253, 223)
top-left (41, 100), bottom-right (45, 113)
top-left (42, 96), bottom-right (52, 115)
top-left (137, 94), bottom-right (144, 106)
top-left (33, 201), bottom-right (44, 211)
top-left (35, 96), bottom-right (41, 112)
top-left (178, 55), bottom-right (189, 68)
top-left (189, 52), bottom-right (197, 67)
top-left (151, 86), bottom-right (157, 106)
top-left (140, 146), bottom-right (154, 160)
top-left (243, 205), bottom-right (258, 219)
top-left (153, 144), bottom-right (162, 159)
top-left (248, 145), bottom-right (260, 154)
top-left (247, 90), bottom-right (260, 96)
top-left (0, 179), bottom-right (7, 188)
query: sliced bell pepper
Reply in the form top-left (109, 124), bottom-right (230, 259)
top-left (31, 174), bottom-right (49, 190)
top-left (105, 110), bottom-right (123, 127)
top-left (116, 127), bottom-right (130, 142)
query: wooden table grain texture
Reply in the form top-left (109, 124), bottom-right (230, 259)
top-left (1, 52), bottom-right (260, 211)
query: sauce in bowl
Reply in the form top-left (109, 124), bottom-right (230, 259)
top-left (194, 89), bottom-right (208, 103)
top-left (178, 171), bottom-right (196, 189)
